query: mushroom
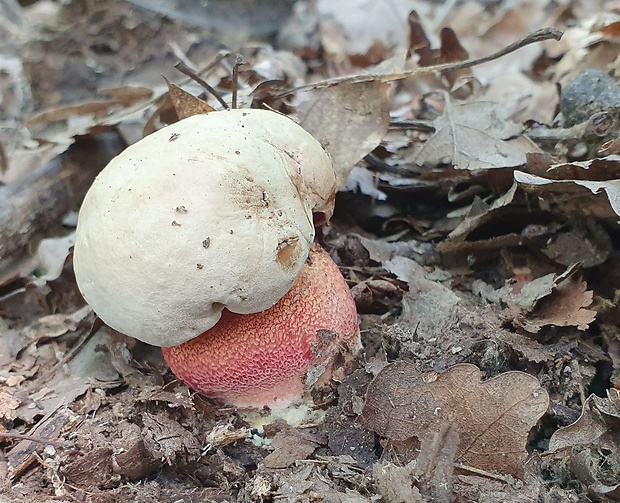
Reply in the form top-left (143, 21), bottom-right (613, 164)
top-left (73, 109), bottom-right (337, 347)
top-left (162, 244), bottom-right (360, 409)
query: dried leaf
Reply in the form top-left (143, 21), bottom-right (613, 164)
top-left (542, 228), bottom-right (610, 268)
top-left (164, 78), bottom-right (215, 119)
top-left (514, 166), bottom-right (620, 220)
top-left (447, 183), bottom-right (518, 240)
top-left (504, 273), bottom-right (556, 314)
top-left (23, 306), bottom-right (91, 342)
top-left (359, 362), bottom-right (549, 477)
top-left (98, 86), bottom-right (154, 106)
top-left (33, 233), bottom-right (76, 283)
top-left (546, 393), bottom-right (620, 494)
top-left (15, 330), bottom-right (121, 423)
top-left (382, 256), bottom-right (460, 340)
top-left (23, 100), bottom-right (121, 142)
top-left (515, 274), bottom-right (596, 333)
top-left (372, 461), bottom-right (425, 503)
top-left (414, 95), bottom-right (530, 170)
top-left (408, 12), bottom-right (471, 94)
top-left (263, 428), bottom-right (322, 469)
top-left (0, 390), bottom-right (19, 421)
top-left (298, 80), bottom-right (391, 185)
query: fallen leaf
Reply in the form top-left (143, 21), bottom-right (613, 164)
top-left (515, 273), bottom-right (596, 334)
top-left (550, 13), bottom-right (620, 86)
top-left (15, 329), bottom-right (121, 423)
top-left (358, 236), bottom-right (436, 265)
top-left (0, 390), bottom-right (19, 421)
top-left (32, 232), bottom-right (76, 283)
top-left (446, 1), bottom-right (549, 84)
top-left (359, 362), bottom-right (549, 477)
top-left (549, 395), bottom-right (611, 452)
top-left (504, 273), bottom-right (556, 314)
top-left (545, 393), bottom-right (620, 496)
top-left (544, 155), bottom-right (620, 181)
top-left (98, 86), bottom-right (153, 106)
top-left (382, 256), bottom-right (460, 340)
top-left (23, 305), bottom-right (91, 343)
top-left (514, 170), bottom-right (620, 220)
top-left (23, 99), bottom-right (122, 142)
top-left (414, 95), bottom-right (531, 170)
top-left (372, 460), bottom-right (425, 503)
top-left (447, 182), bottom-right (518, 240)
top-left (263, 428), bottom-right (322, 469)
top-left (164, 77), bottom-right (214, 119)
top-left (298, 80), bottom-right (391, 185)
top-left (483, 71), bottom-right (558, 124)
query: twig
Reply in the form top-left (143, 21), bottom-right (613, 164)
top-left (389, 119), bottom-right (436, 132)
top-left (231, 54), bottom-right (243, 110)
top-left (525, 122), bottom-right (588, 143)
top-left (454, 462), bottom-right (512, 483)
top-left (275, 27), bottom-right (563, 97)
top-left (0, 432), bottom-right (65, 448)
top-left (174, 61), bottom-right (229, 110)
top-left (364, 153), bottom-right (414, 176)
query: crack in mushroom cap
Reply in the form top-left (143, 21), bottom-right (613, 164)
top-left (73, 110), bottom-right (337, 347)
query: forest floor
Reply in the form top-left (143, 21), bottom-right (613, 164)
top-left (1, 0), bottom-right (620, 501)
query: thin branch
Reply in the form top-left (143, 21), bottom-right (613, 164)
top-left (174, 61), bottom-right (229, 110)
top-left (454, 462), bottom-right (512, 483)
top-left (390, 119), bottom-right (436, 132)
top-left (275, 27), bottom-right (563, 97)
top-left (231, 53), bottom-right (243, 110)
top-left (0, 432), bottom-right (65, 447)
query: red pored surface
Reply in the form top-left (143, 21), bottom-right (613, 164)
top-left (162, 244), bottom-right (359, 408)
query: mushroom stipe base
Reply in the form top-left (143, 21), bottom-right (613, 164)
top-left (162, 245), bottom-right (360, 411)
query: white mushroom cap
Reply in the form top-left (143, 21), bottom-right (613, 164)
top-left (73, 109), bottom-right (336, 347)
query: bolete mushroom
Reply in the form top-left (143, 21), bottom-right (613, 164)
top-left (73, 108), bottom-right (360, 412)
top-left (73, 109), bottom-right (337, 347)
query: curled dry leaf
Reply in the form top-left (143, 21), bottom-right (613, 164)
top-left (548, 394), bottom-right (616, 453)
top-left (447, 182), bottom-right (518, 241)
top-left (373, 423), bottom-right (460, 502)
top-left (33, 233), bottom-right (76, 283)
top-left (514, 169), bottom-right (620, 221)
top-left (546, 392), bottom-right (620, 497)
top-left (503, 268), bottom-right (596, 333)
top-left (359, 362), bottom-right (549, 477)
top-left (515, 278), bottom-right (595, 333)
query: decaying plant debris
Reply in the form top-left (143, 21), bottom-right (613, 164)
top-left (1, 0), bottom-right (620, 502)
